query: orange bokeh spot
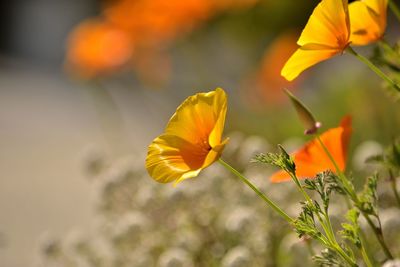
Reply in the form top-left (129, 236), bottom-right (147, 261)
top-left (65, 19), bottom-right (133, 78)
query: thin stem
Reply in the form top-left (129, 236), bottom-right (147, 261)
top-left (323, 211), bottom-right (337, 244)
top-left (316, 135), bottom-right (394, 260)
top-left (331, 243), bottom-right (358, 267)
top-left (389, 170), bottom-right (400, 208)
top-left (389, 0), bottom-right (400, 22)
top-left (346, 46), bottom-right (400, 93)
top-left (86, 81), bottom-right (130, 155)
top-left (305, 238), bottom-right (316, 256)
top-left (316, 136), bottom-right (356, 200)
top-left (362, 213), bottom-right (393, 259)
top-left (359, 228), bottom-right (376, 267)
top-left (360, 245), bottom-right (374, 267)
top-left (272, 162), bottom-right (355, 265)
top-left (218, 158), bottom-right (294, 224)
top-left (289, 173), bottom-right (337, 244)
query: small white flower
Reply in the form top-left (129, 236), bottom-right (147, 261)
top-left (78, 144), bottom-right (107, 178)
top-left (352, 140), bottom-right (383, 171)
top-left (158, 247), bottom-right (194, 267)
top-left (237, 135), bottom-right (271, 166)
top-left (382, 259), bottom-right (400, 267)
top-left (221, 246), bottom-right (252, 267)
top-left (224, 207), bottom-right (255, 233)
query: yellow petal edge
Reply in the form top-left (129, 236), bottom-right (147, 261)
top-left (145, 88), bottom-right (228, 185)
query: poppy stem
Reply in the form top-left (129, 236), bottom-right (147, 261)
top-left (289, 173), bottom-right (338, 244)
top-left (287, 176), bottom-right (357, 266)
top-left (389, 0), bottom-right (400, 22)
top-left (86, 80), bottom-right (130, 155)
top-left (346, 46), bottom-right (400, 93)
top-left (316, 135), bottom-right (394, 260)
top-left (389, 169), bottom-right (400, 208)
top-left (218, 158), bottom-right (294, 224)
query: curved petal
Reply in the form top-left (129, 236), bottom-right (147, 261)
top-left (270, 116), bottom-right (352, 183)
top-left (146, 135), bottom-right (199, 183)
top-left (349, 0), bottom-right (387, 45)
top-left (297, 0), bottom-right (350, 48)
top-left (165, 88), bottom-right (227, 145)
top-left (281, 46), bottom-right (340, 81)
top-left (146, 88), bottom-right (228, 184)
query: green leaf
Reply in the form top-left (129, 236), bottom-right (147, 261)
top-left (252, 145), bottom-right (296, 176)
top-left (339, 209), bottom-right (361, 249)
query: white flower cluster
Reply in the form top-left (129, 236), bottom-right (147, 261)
top-left (35, 135), bottom-right (400, 266)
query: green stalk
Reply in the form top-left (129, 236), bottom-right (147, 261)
top-left (218, 158), bottom-right (294, 224)
top-left (389, 170), bottom-right (400, 208)
top-left (359, 228), bottom-right (376, 267)
top-left (282, 168), bottom-right (355, 265)
top-left (389, 0), bottom-right (400, 22)
top-left (288, 173), bottom-right (338, 244)
top-left (330, 243), bottom-right (358, 267)
top-left (316, 135), bottom-right (394, 260)
top-left (346, 47), bottom-right (400, 93)
top-left (360, 242), bottom-right (374, 267)
top-left (86, 81), bottom-right (129, 155)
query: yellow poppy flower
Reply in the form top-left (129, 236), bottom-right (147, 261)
top-left (281, 0), bottom-right (351, 81)
top-left (349, 0), bottom-right (388, 45)
top-left (146, 88), bottom-right (228, 185)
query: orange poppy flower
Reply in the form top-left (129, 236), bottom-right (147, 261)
top-left (349, 0), bottom-right (388, 45)
top-left (105, 0), bottom-right (213, 44)
top-left (65, 19), bottom-right (133, 78)
top-left (281, 0), bottom-right (351, 81)
top-left (146, 88), bottom-right (228, 185)
top-left (255, 32), bottom-right (300, 103)
top-left (271, 116), bottom-right (352, 183)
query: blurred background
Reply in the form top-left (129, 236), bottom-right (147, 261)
top-left (1, 0), bottom-right (400, 266)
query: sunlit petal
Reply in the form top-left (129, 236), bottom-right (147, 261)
top-left (349, 0), bottom-right (388, 45)
top-left (271, 116), bottom-right (352, 183)
top-left (146, 88), bottom-right (228, 184)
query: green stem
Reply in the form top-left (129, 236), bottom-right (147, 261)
top-left (389, 170), bottom-right (400, 208)
top-left (363, 214), bottom-right (393, 259)
top-left (360, 242), bottom-right (374, 267)
top-left (305, 238), bottom-right (316, 256)
top-left (323, 211), bottom-right (337, 244)
top-left (316, 135), bottom-right (394, 260)
top-left (286, 171), bottom-right (356, 265)
top-left (359, 228), bottom-right (376, 267)
top-left (346, 46), bottom-right (400, 93)
top-left (289, 173), bottom-right (337, 244)
top-left (389, 0), bottom-right (400, 22)
top-left (218, 158), bottom-right (294, 224)
top-left (86, 81), bottom-right (129, 155)
top-left (316, 136), bottom-right (356, 200)
top-left (331, 243), bottom-right (358, 267)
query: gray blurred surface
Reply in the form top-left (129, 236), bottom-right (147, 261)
top-left (0, 59), bottom-right (171, 266)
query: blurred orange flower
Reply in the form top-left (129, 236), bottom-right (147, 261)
top-left (65, 19), bottom-right (133, 78)
top-left (255, 32), bottom-right (300, 103)
top-left (281, 0), bottom-right (351, 81)
top-left (146, 88), bottom-right (228, 185)
top-left (271, 116), bottom-right (352, 183)
top-left (66, 0), bottom-right (258, 79)
top-left (349, 0), bottom-right (388, 45)
top-left (105, 0), bottom-right (213, 45)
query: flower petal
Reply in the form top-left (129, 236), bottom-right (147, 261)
top-left (146, 88), bottom-right (228, 184)
top-left (349, 0), bottom-right (387, 45)
top-left (165, 88), bottom-right (227, 146)
top-left (297, 0), bottom-right (350, 48)
top-left (281, 46), bottom-right (340, 81)
top-left (271, 116), bottom-right (352, 183)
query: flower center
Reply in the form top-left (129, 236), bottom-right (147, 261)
top-left (199, 139), bottom-right (212, 152)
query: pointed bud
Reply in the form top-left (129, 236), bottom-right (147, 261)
top-left (284, 89), bottom-right (321, 135)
